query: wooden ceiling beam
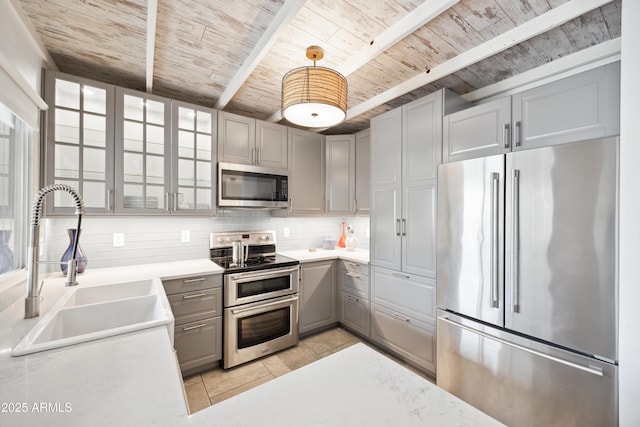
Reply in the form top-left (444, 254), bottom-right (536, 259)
top-left (214, 0), bottom-right (308, 110)
top-left (145, 0), bottom-right (158, 92)
top-left (347, 0), bottom-right (614, 120)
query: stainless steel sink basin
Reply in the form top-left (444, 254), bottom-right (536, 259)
top-left (12, 278), bottom-right (174, 356)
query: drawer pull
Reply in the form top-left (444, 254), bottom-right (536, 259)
top-left (346, 294), bottom-right (360, 303)
top-left (182, 323), bottom-right (207, 331)
top-left (392, 312), bottom-right (410, 322)
top-left (182, 292), bottom-right (207, 300)
top-left (183, 277), bottom-right (207, 284)
top-left (392, 272), bottom-right (410, 279)
top-left (346, 271), bottom-right (361, 279)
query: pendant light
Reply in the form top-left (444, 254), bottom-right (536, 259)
top-left (281, 46), bottom-right (347, 128)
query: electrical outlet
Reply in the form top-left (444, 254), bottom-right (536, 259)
top-left (181, 230), bottom-right (190, 243)
top-left (283, 227), bottom-right (290, 238)
top-left (113, 233), bottom-right (125, 247)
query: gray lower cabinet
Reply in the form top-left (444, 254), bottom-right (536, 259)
top-left (162, 274), bottom-right (222, 375)
top-left (299, 260), bottom-right (336, 335)
top-left (370, 266), bottom-right (436, 374)
top-left (337, 260), bottom-right (370, 338)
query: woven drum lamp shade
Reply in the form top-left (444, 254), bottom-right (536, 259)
top-left (282, 47), bottom-right (347, 128)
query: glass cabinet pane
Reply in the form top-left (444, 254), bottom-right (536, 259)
top-left (117, 89), bottom-right (169, 213)
top-left (173, 102), bottom-right (215, 214)
top-left (45, 71), bottom-right (113, 214)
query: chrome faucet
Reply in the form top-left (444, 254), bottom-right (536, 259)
top-left (25, 184), bottom-right (85, 318)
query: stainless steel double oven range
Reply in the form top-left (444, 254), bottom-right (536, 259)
top-left (210, 230), bottom-right (299, 369)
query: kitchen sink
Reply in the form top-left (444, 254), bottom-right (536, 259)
top-left (62, 279), bottom-right (158, 308)
top-left (12, 278), bottom-right (174, 356)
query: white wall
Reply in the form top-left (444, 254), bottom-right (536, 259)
top-left (42, 214), bottom-right (370, 270)
top-left (619, 0), bottom-right (640, 425)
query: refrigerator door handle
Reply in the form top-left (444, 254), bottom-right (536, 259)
top-left (490, 172), bottom-right (500, 308)
top-left (439, 315), bottom-right (604, 377)
top-left (512, 169), bottom-right (520, 313)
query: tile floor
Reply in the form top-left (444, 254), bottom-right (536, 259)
top-left (183, 327), bottom-right (434, 414)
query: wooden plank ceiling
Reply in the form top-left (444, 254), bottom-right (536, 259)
top-left (17, 0), bottom-right (621, 135)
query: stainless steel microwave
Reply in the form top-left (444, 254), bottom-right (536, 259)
top-left (217, 162), bottom-right (289, 209)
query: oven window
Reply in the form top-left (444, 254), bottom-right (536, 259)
top-left (238, 276), bottom-right (290, 298)
top-left (237, 307), bottom-right (291, 349)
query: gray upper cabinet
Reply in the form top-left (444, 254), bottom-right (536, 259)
top-left (443, 62), bottom-right (621, 163)
top-left (443, 97), bottom-right (511, 163)
top-left (371, 90), bottom-right (447, 278)
top-left (217, 112), bottom-right (255, 165)
top-left (43, 70), bottom-right (115, 215)
top-left (115, 87), bottom-right (172, 214)
top-left (171, 101), bottom-right (217, 216)
top-left (354, 128), bottom-right (370, 216)
top-left (512, 61), bottom-right (620, 150)
top-left (287, 128), bottom-right (325, 216)
top-left (256, 120), bottom-right (288, 169)
top-left (326, 134), bottom-right (355, 215)
top-left (218, 112), bottom-right (288, 170)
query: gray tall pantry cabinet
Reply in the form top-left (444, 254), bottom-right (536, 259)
top-left (369, 89), bottom-right (467, 374)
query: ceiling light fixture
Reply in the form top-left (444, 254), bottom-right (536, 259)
top-left (282, 46), bottom-right (347, 128)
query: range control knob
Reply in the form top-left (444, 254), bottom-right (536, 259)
top-left (260, 234), bottom-right (270, 241)
top-left (224, 236), bottom-right (232, 242)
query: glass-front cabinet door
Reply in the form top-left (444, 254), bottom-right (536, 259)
top-left (44, 70), bottom-right (115, 214)
top-left (115, 88), bottom-right (171, 214)
top-left (171, 101), bottom-right (216, 216)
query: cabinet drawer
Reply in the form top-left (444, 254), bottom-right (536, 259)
top-left (370, 303), bottom-right (436, 374)
top-left (168, 287), bottom-right (222, 326)
top-left (338, 267), bottom-right (370, 299)
top-left (338, 291), bottom-right (370, 338)
top-left (174, 317), bottom-right (222, 373)
top-left (371, 267), bottom-right (436, 325)
top-left (339, 260), bottom-right (369, 276)
top-left (162, 274), bottom-right (221, 296)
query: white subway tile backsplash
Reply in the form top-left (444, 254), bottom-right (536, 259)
top-left (41, 213), bottom-right (369, 271)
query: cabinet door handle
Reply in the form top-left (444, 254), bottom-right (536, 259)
top-left (515, 121), bottom-right (522, 147)
top-left (182, 292), bottom-right (207, 299)
top-left (396, 219), bottom-right (401, 236)
top-left (182, 323), bottom-right (207, 332)
top-left (107, 189), bottom-right (114, 212)
top-left (165, 192), bottom-right (171, 212)
top-left (503, 123), bottom-right (510, 149)
top-left (402, 218), bottom-right (406, 236)
top-left (289, 198), bottom-right (293, 214)
top-left (183, 277), bottom-right (207, 284)
top-left (251, 148), bottom-right (255, 164)
top-left (392, 312), bottom-right (410, 322)
top-left (257, 148), bottom-right (261, 165)
top-left (346, 294), bottom-right (360, 303)
top-left (174, 192), bottom-right (179, 211)
top-left (354, 198), bottom-right (358, 214)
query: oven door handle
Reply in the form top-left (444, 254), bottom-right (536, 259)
top-left (227, 266), bottom-right (299, 283)
top-left (230, 295), bottom-right (298, 315)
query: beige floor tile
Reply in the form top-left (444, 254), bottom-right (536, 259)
top-left (202, 360), bottom-right (271, 398)
top-left (302, 327), bottom-right (359, 355)
top-left (210, 374), bottom-right (274, 405)
top-left (268, 342), bottom-right (319, 373)
top-left (261, 352), bottom-right (294, 377)
top-left (184, 381), bottom-right (211, 414)
top-left (317, 340), bottom-right (359, 358)
top-left (182, 373), bottom-right (203, 388)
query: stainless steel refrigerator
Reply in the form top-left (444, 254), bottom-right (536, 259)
top-left (436, 137), bottom-right (618, 426)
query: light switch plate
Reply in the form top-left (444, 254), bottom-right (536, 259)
top-left (113, 233), bottom-right (125, 247)
top-left (283, 227), bottom-right (290, 238)
top-left (181, 230), bottom-right (190, 243)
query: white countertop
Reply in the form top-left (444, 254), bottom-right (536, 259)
top-left (279, 247), bottom-right (369, 264)
top-left (0, 256), bottom-right (503, 426)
